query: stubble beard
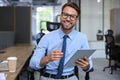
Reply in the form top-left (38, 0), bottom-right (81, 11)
top-left (61, 21), bottom-right (74, 30)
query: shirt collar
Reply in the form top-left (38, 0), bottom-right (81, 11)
top-left (58, 28), bottom-right (77, 40)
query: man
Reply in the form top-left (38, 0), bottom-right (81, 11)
top-left (29, 2), bottom-right (93, 80)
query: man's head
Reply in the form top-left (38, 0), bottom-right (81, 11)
top-left (62, 2), bottom-right (80, 16)
top-left (60, 2), bottom-right (80, 33)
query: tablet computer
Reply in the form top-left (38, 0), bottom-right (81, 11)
top-left (65, 49), bottom-right (96, 67)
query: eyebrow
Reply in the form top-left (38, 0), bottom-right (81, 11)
top-left (62, 12), bottom-right (78, 16)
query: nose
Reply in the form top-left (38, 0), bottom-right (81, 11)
top-left (66, 16), bottom-right (71, 20)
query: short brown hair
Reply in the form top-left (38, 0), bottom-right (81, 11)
top-left (62, 2), bottom-right (80, 16)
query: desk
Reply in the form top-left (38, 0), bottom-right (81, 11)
top-left (0, 44), bottom-right (34, 80)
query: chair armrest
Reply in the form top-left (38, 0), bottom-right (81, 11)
top-left (85, 67), bottom-right (94, 80)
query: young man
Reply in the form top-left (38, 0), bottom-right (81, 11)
top-left (29, 2), bottom-right (93, 80)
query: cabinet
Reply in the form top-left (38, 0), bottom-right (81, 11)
top-left (0, 7), bottom-right (32, 44)
top-left (110, 8), bottom-right (120, 43)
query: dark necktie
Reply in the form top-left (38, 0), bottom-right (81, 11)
top-left (56, 35), bottom-right (68, 79)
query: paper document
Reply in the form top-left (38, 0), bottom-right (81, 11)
top-left (0, 73), bottom-right (7, 80)
top-left (65, 49), bottom-right (96, 67)
top-left (0, 61), bottom-right (8, 71)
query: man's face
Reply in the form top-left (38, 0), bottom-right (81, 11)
top-left (60, 6), bottom-right (78, 30)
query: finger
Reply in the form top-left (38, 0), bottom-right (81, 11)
top-left (54, 54), bottom-right (63, 58)
top-left (75, 58), bottom-right (89, 67)
top-left (53, 51), bottom-right (63, 57)
top-left (52, 52), bottom-right (63, 60)
top-left (75, 59), bottom-right (85, 65)
top-left (83, 56), bottom-right (89, 61)
top-left (56, 49), bottom-right (61, 52)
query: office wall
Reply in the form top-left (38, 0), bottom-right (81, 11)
top-left (0, 31), bottom-right (14, 50)
top-left (110, 8), bottom-right (120, 43)
top-left (0, 7), bottom-right (32, 44)
top-left (0, 7), bottom-right (14, 31)
top-left (15, 7), bottom-right (32, 44)
top-left (81, 0), bottom-right (120, 41)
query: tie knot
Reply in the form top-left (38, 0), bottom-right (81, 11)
top-left (63, 35), bottom-right (68, 39)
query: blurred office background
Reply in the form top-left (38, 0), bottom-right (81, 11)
top-left (0, 0), bottom-right (120, 80)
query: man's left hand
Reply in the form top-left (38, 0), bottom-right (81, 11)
top-left (75, 56), bottom-right (89, 70)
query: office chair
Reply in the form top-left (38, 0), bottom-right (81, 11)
top-left (103, 29), bottom-right (120, 74)
top-left (28, 21), bottom-right (93, 80)
top-left (36, 29), bottom-right (45, 44)
top-left (46, 21), bottom-right (61, 31)
top-left (74, 66), bottom-right (94, 80)
top-left (104, 30), bottom-right (114, 59)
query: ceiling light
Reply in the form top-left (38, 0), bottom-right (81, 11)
top-left (97, 0), bottom-right (101, 3)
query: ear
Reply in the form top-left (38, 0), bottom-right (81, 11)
top-left (76, 17), bottom-right (79, 22)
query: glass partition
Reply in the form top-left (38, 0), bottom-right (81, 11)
top-left (81, 0), bottom-right (103, 41)
top-left (81, 0), bottom-right (120, 41)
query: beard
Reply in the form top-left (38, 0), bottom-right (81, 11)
top-left (61, 20), bottom-right (74, 30)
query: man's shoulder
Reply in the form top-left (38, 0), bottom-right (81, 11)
top-left (43, 29), bottom-right (59, 38)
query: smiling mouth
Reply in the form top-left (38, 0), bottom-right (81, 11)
top-left (64, 20), bottom-right (72, 25)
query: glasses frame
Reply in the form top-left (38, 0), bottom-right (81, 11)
top-left (61, 12), bottom-right (78, 21)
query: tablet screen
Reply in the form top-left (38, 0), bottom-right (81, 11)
top-left (65, 49), bottom-right (96, 67)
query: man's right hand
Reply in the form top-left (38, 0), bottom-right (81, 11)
top-left (40, 49), bottom-right (63, 67)
top-left (47, 49), bottom-right (63, 61)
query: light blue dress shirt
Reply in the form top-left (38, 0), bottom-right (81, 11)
top-left (29, 28), bottom-right (93, 75)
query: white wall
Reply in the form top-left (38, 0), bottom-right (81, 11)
top-left (81, 0), bottom-right (120, 41)
top-left (81, 0), bottom-right (103, 41)
top-left (80, 0), bottom-right (120, 58)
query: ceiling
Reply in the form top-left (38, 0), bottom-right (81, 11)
top-left (1, 0), bottom-right (62, 6)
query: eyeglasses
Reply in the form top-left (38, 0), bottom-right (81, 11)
top-left (61, 12), bottom-right (78, 20)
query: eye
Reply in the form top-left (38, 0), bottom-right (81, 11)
top-left (63, 12), bottom-right (69, 16)
top-left (71, 15), bottom-right (76, 18)
top-left (62, 12), bottom-right (78, 20)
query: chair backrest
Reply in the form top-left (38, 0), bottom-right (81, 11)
top-left (105, 30), bottom-right (115, 55)
top-left (104, 29), bottom-right (117, 60)
top-left (105, 29), bottom-right (115, 47)
top-left (36, 22), bottom-right (60, 44)
top-left (46, 21), bottom-right (61, 31)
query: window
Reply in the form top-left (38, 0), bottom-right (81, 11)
top-left (36, 6), bottom-right (53, 33)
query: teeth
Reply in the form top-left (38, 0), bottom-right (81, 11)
top-left (66, 22), bottom-right (70, 25)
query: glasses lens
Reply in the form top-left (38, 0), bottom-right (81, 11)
top-left (62, 12), bottom-right (68, 18)
top-left (62, 12), bottom-right (77, 20)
